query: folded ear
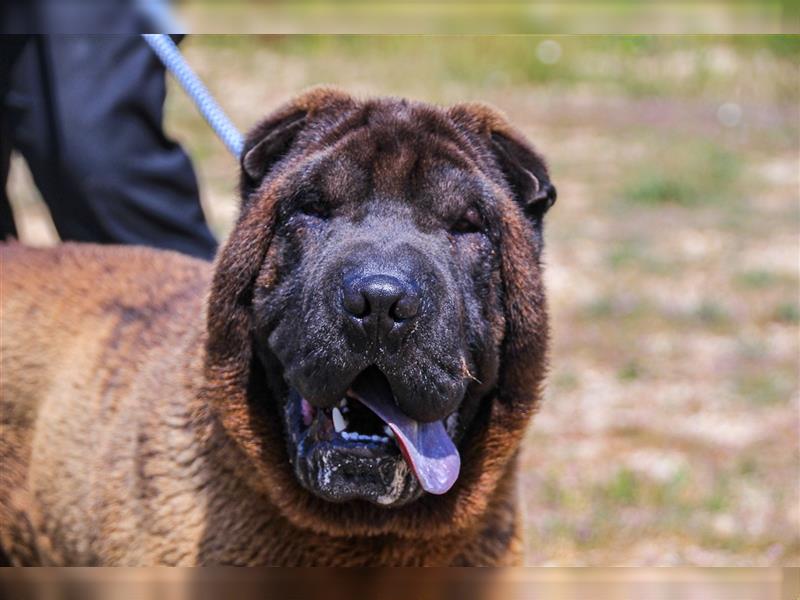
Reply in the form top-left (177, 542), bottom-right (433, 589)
top-left (448, 102), bottom-right (556, 223)
top-left (239, 86), bottom-right (357, 200)
top-left (490, 130), bottom-right (557, 222)
top-left (240, 109), bottom-right (308, 197)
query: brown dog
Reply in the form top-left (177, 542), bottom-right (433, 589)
top-left (0, 87), bottom-right (556, 566)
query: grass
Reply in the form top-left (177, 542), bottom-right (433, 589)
top-left (186, 35), bottom-right (800, 109)
top-left (606, 239), bottom-right (676, 274)
top-left (694, 301), bottom-right (731, 327)
top-left (773, 302), bottom-right (800, 324)
top-left (606, 469), bottom-right (641, 505)
top-left (581, 295), bottom-right (650, 320)
top-left (734, 270), bottom-right (784, 289)
top-left (621, 144), bottom-right (742, 208)
top-left (551, 370), bottom-right (580, 392)
top-left (526, 458), bottom-right (783, 559)
top-left (736, 372), bottom-right (795, 406)
top-left (618, 360), bottom-right (644, 382)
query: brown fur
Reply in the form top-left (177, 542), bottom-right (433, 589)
top-left (0, 88), bottom-right (551, 565)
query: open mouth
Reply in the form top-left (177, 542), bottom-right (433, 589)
top-left (283, 366), bottom-right (462, 506)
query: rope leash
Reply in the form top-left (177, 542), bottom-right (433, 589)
top-left (142, 34), bottom-right (244, 159)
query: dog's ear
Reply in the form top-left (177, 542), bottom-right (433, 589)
top-left (448, 103), bottom-right (556, 223)
top-left (489, 130), bottom-right (556, 222)
top-left (239, 86), bottom-right (357, 199)
top-left (240, 110), bottom-right (308, 197)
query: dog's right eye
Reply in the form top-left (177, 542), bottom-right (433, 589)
top-left (298, 196), bottom-right (330, 219)
top-left (450, 206), bottom-right (484, 235)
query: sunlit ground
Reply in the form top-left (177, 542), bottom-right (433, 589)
top-left (7, 35), bottom-right (799, 565)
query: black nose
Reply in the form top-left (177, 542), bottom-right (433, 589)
top-left (343, 274), bottom-right (420, 321)
top-left (342, 274), bottom-right (420, 352)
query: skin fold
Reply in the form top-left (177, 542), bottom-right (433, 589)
top-left (0, 88), bottom-right (555, 566)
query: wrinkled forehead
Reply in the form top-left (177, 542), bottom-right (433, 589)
top-left (298, 117), bottom-right (493, 218)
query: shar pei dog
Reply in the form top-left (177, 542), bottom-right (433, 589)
top-left (0, 87), bottom-right (556, 566)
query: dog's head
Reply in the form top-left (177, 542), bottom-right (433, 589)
top-left (204, 87), bottom-right (555, 537)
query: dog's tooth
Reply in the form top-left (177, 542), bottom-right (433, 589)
top-left (332, 407), bottom-right (347, 433)
top-left (383, 425), bottom-right (395, 439)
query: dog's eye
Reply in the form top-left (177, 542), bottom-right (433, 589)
top-left (299, 197), bottom-right (330, 219)
top-left (450, 207), bottom-right (484, 235)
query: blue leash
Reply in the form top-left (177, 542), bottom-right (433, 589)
top-left (142, 34), bottom-right (244, 159)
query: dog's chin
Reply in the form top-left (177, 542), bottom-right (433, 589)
top-left (280, 367), bottom-right (465, 508)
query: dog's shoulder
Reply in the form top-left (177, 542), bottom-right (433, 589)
top-left (2, 242), bottom-right (211, 302)
top-left (1, 242), bottom-right (213, 352)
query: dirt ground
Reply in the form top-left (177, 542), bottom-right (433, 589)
top-left (7, 36), bottom-right (799, 565)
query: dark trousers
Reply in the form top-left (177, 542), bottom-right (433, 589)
top-left (0, 33), bottom-right (218, 261)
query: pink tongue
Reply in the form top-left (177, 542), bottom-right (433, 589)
top-left (349, 375), bottom-right (460, 495)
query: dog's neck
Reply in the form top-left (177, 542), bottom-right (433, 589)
top-left (162, 371), bottom-right (522, 565)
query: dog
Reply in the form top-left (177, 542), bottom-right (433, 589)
top-left (0, 87), bottom-right (556, 565)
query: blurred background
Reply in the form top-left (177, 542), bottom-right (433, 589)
top-left (6, 35), bottom-right (799, 566)
top-left (175, 1), bottom-right (795, 34)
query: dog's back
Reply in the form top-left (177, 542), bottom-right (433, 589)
top-left (0, 243), bottom-right (210, 564)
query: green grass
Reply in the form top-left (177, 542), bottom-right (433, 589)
top-left (618, 360), bottom-right (643, 381)
top-left (736, 372), bottom-right (795, 406)
top-left (584, 297), bottom-right (615, 318)
top-left (624, 175), bottom-right (698, 206)
top-left (621, 144), bottom-right (743, 208)
top-left (704, 481), bottom-right (730, 513)
top-left (694, 301), bottom-right (731, 327)
top-left (606, 469), bottom-right (641, 505)
top-left (607, 240), bottom-right (646, 269)
top-left (734, 270), bottom-right (784, 289)
top-left (203, 35), bottom-right (800, 103)
top-left (606, 239), bottom-right (675, 274)
top-left (581, 295), bottom-right (649, 320)
top-left (773, 302), bottom-right (800, 324)
top-left (552, 370), bottom-right (580, 392)
top-left (736, 457), bottom-right (758, 477)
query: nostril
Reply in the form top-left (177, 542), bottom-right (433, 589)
top-left (343, 292), bottom-right (369, 319)
top-left (391, 293), bottom-right (420, 321)
top-left (342, 278), bottom-right (369, 318)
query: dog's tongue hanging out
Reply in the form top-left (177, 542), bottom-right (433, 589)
top-left (350, 370), bottom-right (461, 495)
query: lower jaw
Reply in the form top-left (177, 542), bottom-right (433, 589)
top-left (281, 371), bottom-right (470, 506)
top-left (296, 443), bottom-right (422, 506)
top-left (284, 392), bottom-right (425, 506)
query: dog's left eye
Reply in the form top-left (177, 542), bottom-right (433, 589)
top-left (450, 207), bottom-right (484, 235)
top-left (299, 197), bottom-right (330, 219)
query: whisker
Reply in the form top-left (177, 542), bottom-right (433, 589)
top-left (461, 357), bottom-right (481, 384)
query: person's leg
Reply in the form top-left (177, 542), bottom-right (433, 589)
top-left (0, 117), bottom-right (16, 240)
top-left (8, 34), bottom-right (218, 260)
top-left (0, 34), bottom-right (29, 240)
